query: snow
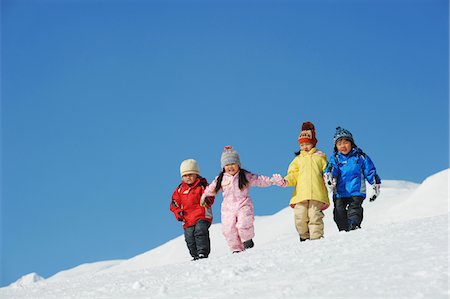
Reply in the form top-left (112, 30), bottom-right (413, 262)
top-left (8, 273), bottom-right (44, 289)
top-left (2, 169), bottom-right (449, 298)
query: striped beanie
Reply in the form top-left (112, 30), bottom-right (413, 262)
top-left (333, 127), bottom-right (354, 144)
top-left (298, 121), bottom-right (317, 146)
top-left (220, 146), bottom-right (241, 169)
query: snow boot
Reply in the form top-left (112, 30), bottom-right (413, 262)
top-left (347, 220), bottom-right (361, 231)
top-left (243, 239), bottom-right (254, 249)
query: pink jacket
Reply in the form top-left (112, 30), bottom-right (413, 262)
top-left (203, 171), bottom-right (272, 210)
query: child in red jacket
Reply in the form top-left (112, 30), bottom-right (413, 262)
top-left (170, 159), bottom-right (215, 260)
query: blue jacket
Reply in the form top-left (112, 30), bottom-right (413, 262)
top-left (326, 148), bottom-right (380, 199)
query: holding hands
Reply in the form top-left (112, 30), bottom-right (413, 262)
top-left (200, 195), bottom-right (214, 207)
top-left (271, 174), bottom-right (287, 187)
top-left (323, 173), bottom-right (337, 194)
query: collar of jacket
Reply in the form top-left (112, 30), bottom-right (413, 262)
top-left (299, 147), bottom-right (318, 157)
top-left (181, 177), bottom-right (206, 189)
top-left (224, 172), bottom-right (240, 179)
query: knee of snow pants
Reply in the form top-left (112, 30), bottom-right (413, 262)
top-left (333, 197), bottom-right (350, 231)
top-left (307, 200), bottom-right (325, 239)
top-left (294, 202), bottom-right (310, 239)
top-left (184, 225), bottom-right (198, 258)
top-left (347, 196), bottom-right (364, 228)
top-left (194, 220), bottom-right (211, 256)
top-left (235, 205), bottom-right (255, 243)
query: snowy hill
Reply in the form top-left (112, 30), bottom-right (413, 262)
top-left (8, 273), bottom-right (44, 289)
top-left (2, 169), bottom-right (448, 298)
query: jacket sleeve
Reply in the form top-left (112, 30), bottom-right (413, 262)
top-left (247, 172), bottom-right (272, 187)
top-left (200, 181), bottom-right (215, 208)
top-left (362, 154), bottom-right (381, 185)
top-left (316, 152), bottom-right (328, 172)
top-left (284, 158), bottom-right (299, 186)
top-left (169, 188), bottom-right (183, 220)
top-left (202, 177), bottom-right (219, 198)
top-left (325, 155), bottom-right (340, 178)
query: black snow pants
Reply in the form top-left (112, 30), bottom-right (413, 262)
top-left (333, 196), bottom-right (364, 231)
top-left (184, 220), bottom-right (211, 259)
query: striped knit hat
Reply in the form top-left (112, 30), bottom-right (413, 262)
top-left (333, 127), bottom-right (354, 144)
top-left (220, 146), bottom-right (241, 168)
top-left (298, 121), bottom-right (317, 146)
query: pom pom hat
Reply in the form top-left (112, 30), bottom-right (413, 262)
top-left (180, 159), bottom-right (200, 177)
top-left (298, 121), bottom-right (318, 146)
top-left (333, 127), bottom-right (354, 144)
top-left (221, 146), bottom-right (241, 168)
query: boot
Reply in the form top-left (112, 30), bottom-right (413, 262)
top-left (243, 239), bottom-right (254, 249)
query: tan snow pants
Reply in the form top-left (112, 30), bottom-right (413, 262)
top-left (294, 200), bottom-right (324, 240)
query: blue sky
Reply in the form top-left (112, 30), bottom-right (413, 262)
top-left (1, 0), bottom-right (448, 287)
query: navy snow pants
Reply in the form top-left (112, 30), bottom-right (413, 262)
top-left (184, 220), bottom-right (211, 259)
top-left (333, 196), bottom-right (364, 231)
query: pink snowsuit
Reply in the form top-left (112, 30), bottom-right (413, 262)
top-left (203, 171), bottom-right (272, 252)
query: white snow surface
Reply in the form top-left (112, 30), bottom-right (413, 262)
top-left (2, 169), bottom-right (449, 298)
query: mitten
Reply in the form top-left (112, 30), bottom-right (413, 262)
top-left (177, 211), bottom-right (184, 221)
top-left (270, 174), bottom-right (287, 187)
top-left (323, 173), bottom-right (336, 193)
top-left (203, 197), bottom-right (213, 207)
top-left (369, 184), bottom-right (380, 202)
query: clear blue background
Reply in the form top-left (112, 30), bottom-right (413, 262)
top-left (2, 0), bottom-right (448, 287)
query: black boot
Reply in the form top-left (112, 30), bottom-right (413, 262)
top-left (243, 239), bottom-right (254, 249)
top-left (347, 222), bottom-right (361, 231)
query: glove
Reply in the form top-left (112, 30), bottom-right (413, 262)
top-left (323, 173), bottom-right (336, 193)
top-left (177, 211), bottom-right (184, 221)
top-left (270, 174), bottom-right (287, 187)
top-left (369, 184), bottom-right (380, 202)
top-left (203, 197), bottom-right (213, 207)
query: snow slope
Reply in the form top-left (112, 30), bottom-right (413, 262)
top-left (2, 169), bottom-right (449, 299)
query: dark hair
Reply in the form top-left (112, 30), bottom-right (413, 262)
top-left (214, 168), bottom-right (250, 193)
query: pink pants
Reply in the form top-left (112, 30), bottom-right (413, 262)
top-left (221, 201), bottom-right (255, 252)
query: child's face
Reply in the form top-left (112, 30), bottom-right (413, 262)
top-left (224, 163), bottom-right (240, 176)
top-left (336, 139), bottom-right (352, 155)
top-left (182, 173), bottom-right (198, 184)
top-left (300, 142), bottom-right (314, 152)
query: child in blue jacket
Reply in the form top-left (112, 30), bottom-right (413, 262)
top-left (324, 127), bottom-right (381, 231)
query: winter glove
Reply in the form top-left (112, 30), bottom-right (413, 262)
top-left (177, 211), bottom-right (184, 222)
top-left (323, 173), bottom-right (336, 193)
top-left (369, 184), bottom-right (381, 202)
top-left (270, 174), bottom-right (287, 187)
top-left (202, 197), bottom-right (213, 207)
top-left (200, 196), bottom-right (207, 207)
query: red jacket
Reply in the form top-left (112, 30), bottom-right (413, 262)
top-left (170, 177), bottom-right (215, 229)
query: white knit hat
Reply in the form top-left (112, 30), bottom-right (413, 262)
top-left (220, 146), bottom-right (241, 168)
top-left (180, 159), bottom-right (200, 177)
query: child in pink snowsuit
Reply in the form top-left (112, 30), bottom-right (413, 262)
top-left (201, 146), bottom-right (273, 253)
